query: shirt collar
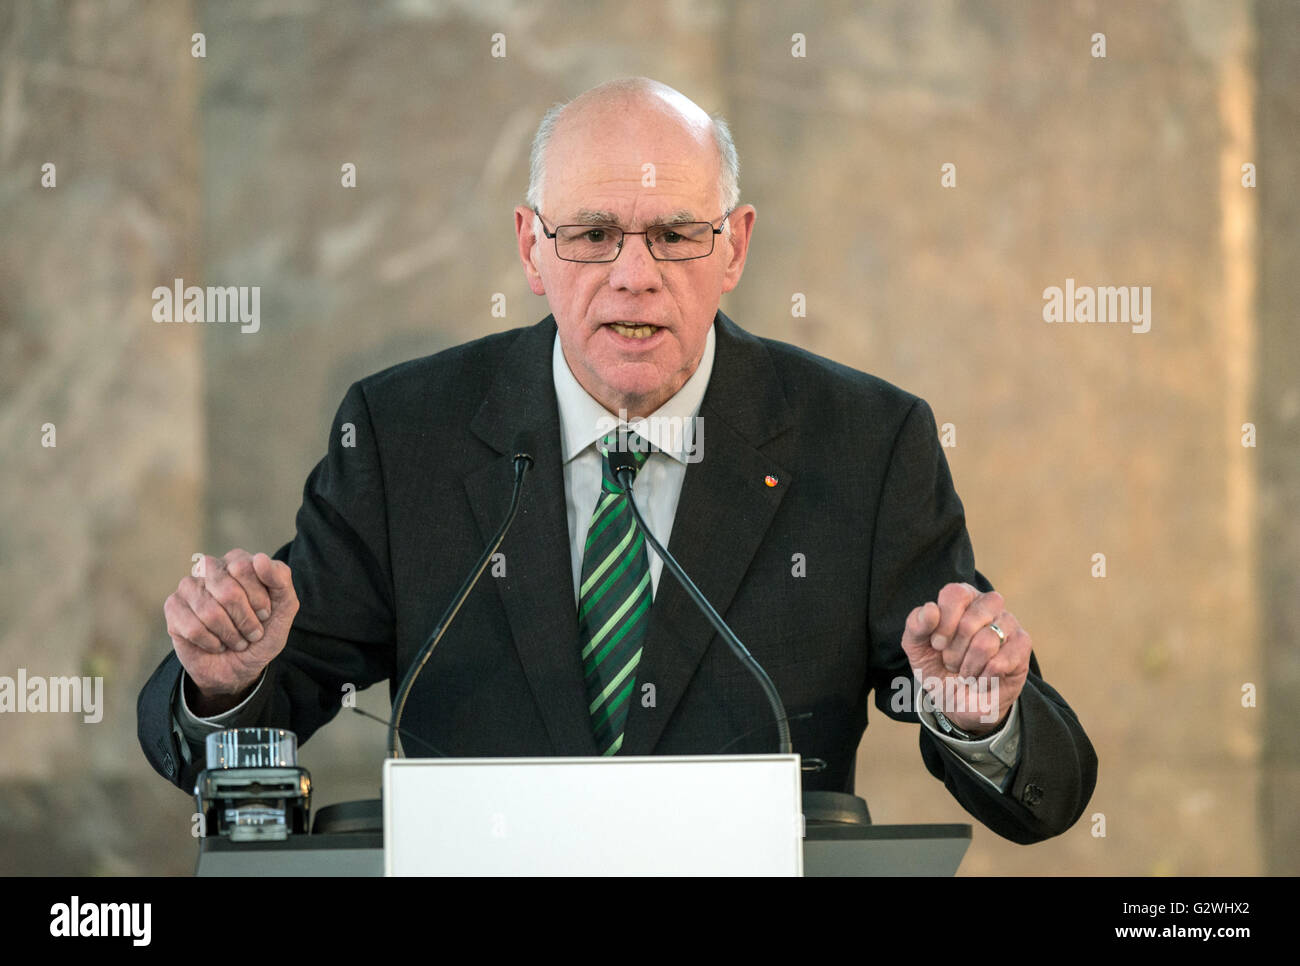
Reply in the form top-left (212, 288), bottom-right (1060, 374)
top-left (552, 321), bottom-right (715, 465)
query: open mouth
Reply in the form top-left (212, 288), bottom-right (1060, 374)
top-left (604, 322), bottom-right (660, 339)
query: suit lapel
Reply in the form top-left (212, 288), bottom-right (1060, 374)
top-left (621, 312), bottom-right (796, 756)
top-left (466, 316), bottom-right (597, 756)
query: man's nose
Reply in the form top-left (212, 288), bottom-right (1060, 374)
top-left (606, 233), bottom-right (662, 293)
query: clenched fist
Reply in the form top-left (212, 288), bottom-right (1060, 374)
top-left (163, 549), bottom-right (298, 716)
top-left (900, 582), bottom-right (1031, 737)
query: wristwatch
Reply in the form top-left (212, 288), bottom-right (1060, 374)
top-left (932, 709), bottom-right (978, 741)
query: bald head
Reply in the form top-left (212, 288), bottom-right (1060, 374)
top-left (526, 78), bottom-right (740, 215)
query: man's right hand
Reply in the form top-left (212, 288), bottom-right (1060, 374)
top-left (163, 550), bottom-right (298, 716)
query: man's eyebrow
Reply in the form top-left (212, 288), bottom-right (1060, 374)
top-left (569, 208), bottom-right (700, 227)
top-left (572, 209), bottom-right (621, 225)
top-left (655, 209), bottom-right (701, 226)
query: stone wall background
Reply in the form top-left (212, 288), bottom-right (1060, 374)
top-left (1, 0), bottom-right (1294, 875)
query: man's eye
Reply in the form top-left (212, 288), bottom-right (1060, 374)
top-left (658, 230), bottom-right (684, 244)
top-left (583, 229), bottom-right (609, 243)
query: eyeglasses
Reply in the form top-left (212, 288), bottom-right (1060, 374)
top-left (533, 208), bottom-right (731, 263)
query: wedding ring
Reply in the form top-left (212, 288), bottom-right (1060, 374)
top-left (988, 621), bottom-right (1006, 645)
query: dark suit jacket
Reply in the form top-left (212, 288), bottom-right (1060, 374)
top-left (138, 311), bottom-right (1096, 844)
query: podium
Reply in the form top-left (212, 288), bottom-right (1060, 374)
top-left (195, 755), bottom-right (971, 876)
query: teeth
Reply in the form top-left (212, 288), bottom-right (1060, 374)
top-left (609, 323), bottom-right (657, 339)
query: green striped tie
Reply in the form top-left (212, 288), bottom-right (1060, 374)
top-left (579, 433), bottom-right (652, 756)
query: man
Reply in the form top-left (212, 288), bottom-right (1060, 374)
top-left (138, 78), bottom-right (1096, 844)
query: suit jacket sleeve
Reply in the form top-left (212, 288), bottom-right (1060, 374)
top-left (866, 396), bottom-right (1098, 844)
top-left (138, 381), bottom-right (397, 790)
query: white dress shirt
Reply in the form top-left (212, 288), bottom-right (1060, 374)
top-left (553, 324), bottom-right (714, 605)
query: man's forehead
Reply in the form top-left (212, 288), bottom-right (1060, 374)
top-left (547, 163), bottom-right (718, 223)
top-left (544, 108), bottom-right (721, 221)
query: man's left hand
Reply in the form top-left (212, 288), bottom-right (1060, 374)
top-left (900, 582), bottom-right (1031, 737)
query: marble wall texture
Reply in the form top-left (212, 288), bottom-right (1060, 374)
top-left (1, 0), bottom-right (1295, 875)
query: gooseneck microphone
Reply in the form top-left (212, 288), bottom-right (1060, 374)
top-left (608, 442), bottom-right (793, 756)
top-left (386, 437), bottom-right (535, 758)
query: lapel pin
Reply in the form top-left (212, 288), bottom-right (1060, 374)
top-left (764, 475), bottom-right (778, 487)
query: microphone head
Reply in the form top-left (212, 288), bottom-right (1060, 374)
top-left (606, 441), bottom-right (640, 482)
top-left (511, 431), bottom-right (536, 468)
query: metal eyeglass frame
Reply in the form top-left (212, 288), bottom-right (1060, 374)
top-left (532, 207), bottom-right (733, 262)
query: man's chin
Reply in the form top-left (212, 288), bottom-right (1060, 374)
top-left (591, 369), bottom-right (678, 417)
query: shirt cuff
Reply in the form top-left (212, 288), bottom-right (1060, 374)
top-left (172, 670), bottom-right (268, 762)
top-left (917, 696), bottom-right (1022, 793)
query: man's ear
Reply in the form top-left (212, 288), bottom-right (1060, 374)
top-left (514, 206), bottom-right (547, 296)
top-left (719, 204), bottom-right (756, 294)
